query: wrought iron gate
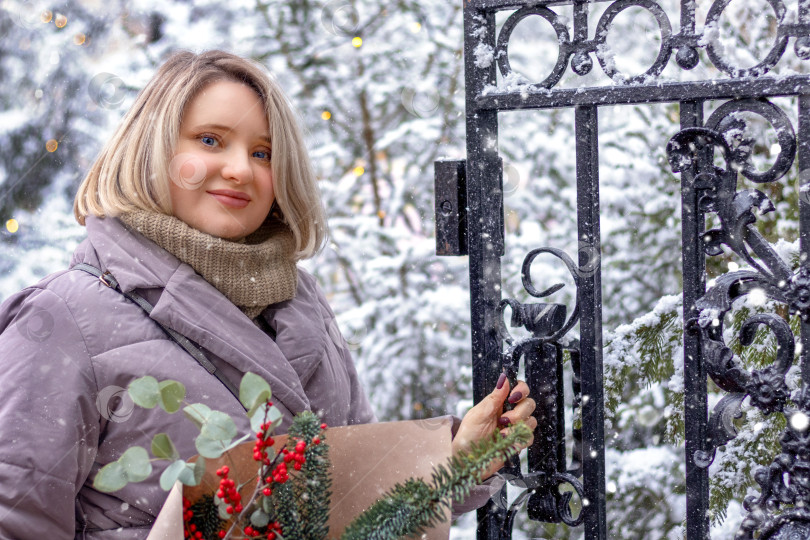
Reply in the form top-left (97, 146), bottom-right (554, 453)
top-left (435, 0), bottom-right (810, 538)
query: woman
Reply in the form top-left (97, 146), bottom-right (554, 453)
top-left (0, 50), bottom-right (536, 538)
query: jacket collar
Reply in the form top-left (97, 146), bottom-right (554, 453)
top-left (73, 216), bottom-right (310, 415)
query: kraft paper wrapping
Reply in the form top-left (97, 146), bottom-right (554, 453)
top-left (148, 417), bottom-right (453, 539)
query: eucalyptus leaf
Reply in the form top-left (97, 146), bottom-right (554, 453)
top-left (239, 372), bottom-right (272, 417)
top-left (218, 500), bottom-right (232, 520)
top-left (214, 492), bottom-right (231, 520)
top-left (157, 380), bottom-right (185, 413)
top-left (183, 403), bottom-right (212, 429)
top-left (250, 508), bottom-right (271, 528)
top-left (249, 401), bottom-right (283, 434)
top-left (262, 491), bottom-right (273, 514)
top-left (192, 456), bottom-right (206, 485)
top-left (159, 460), bottom-right (185, 491)
top-left (195, 433), bottom-right (227, 459)
top-left (199, 410), bottom-right (237, 441)
top-left (266, 404), bottom-right (283, 428)
top-left (151, 433), bottom-right (179, 461)
top-left (119, 446), bottom-right (152, 482)
top-left (93, 461), bottom-right (127, 493)
top-left (128, 376), bottom-right (160, 409)
top-left (222, 433), bottom-right (251, 453)
top-left (176, 462), bottom-right (198, 486)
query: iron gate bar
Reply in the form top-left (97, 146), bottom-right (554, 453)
top-left (679, 99), bottom-right (710, 540)
top-left (477, 76), bottom-right (810, 111)
top-left (575, 105), bottom-right (607, 538)
top-left (799, 95), bottom-right (810, 386)
top-left (463, 5), bottom-right (508, 538)
top-left (471, 0), bottom-right (616, 8)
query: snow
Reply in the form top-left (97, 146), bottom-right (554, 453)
top-left (473, 42), bottom-right (495, 69)
top-left (0, 0), bottom-right (805, 536)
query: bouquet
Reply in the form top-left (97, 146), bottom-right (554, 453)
top-left (93, 373), bottom-right (531, 539)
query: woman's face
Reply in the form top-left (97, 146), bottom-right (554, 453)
top-left (169, 80), bottom-right (275, 240)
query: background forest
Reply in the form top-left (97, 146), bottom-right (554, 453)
top-left (0, 0), bottom-right (806, 538)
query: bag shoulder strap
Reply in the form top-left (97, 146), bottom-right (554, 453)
top-left (72, 263), bottom-right (245, 410)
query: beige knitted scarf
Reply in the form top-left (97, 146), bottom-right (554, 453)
top-left (119, 211), bottom-right (298, 319)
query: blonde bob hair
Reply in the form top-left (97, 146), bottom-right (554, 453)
top-left (75, 49), bottom-right (326, 260)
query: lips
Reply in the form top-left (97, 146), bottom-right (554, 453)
top-left (207, 189), bottom-right (251, 209)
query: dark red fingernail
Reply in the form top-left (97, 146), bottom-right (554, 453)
top-left (496, 373), bottom-right (507, 389)
top-left (508, 391), bottom-right (523, 404)
top-left (498, 417), bottom-right (511, 426)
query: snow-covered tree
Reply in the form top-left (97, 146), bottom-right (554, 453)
top-left (0, 0), bottom-right (807, 538)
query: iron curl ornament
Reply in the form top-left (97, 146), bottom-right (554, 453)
top-left (478, 0), bottom-right (810, 91)
top-left (667, 97), bottom-right (810, 538)
top-left (496, 247), bottom-right (586, 528)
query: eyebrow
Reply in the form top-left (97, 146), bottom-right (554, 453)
top-left (190, 123), bottom-right (272, 145)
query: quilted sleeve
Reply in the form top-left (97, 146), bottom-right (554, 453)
top-left (0, 286), bottom-right (100, 538)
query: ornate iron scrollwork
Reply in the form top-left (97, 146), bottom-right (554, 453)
top-left (666, 97), bottom-right (810, 538)
top-left (497, 247), bottom-right (586, 528)
top-left (488, 0), bottom-right (809, 90)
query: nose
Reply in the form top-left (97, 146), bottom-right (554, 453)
top-left (220, 147), bottom-right (253, 184)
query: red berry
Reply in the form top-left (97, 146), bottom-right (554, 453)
top-left (218, 532), bottom-right (226, 539)
top-left (320, 423), bottom-right (327, 429)
top-left (294, 462), bottom-right (302, 471)
top-left (313, 437), bottom-right (320, 444)
top-left (263, 487), bottom-right (272, 496)
top-left (226, 505), bottom-right (234, 514)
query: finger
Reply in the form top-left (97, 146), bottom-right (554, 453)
top-left (512, 397), bottom-right (537, 419)
top-left (499, 398), bottom-right (536, 425)
top-left (507, 379), bottom-right (531, 404)
top-left (486, 372), bottom-right (512, 412)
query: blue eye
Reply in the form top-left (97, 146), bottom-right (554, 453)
top-left (253, 150), bottom-right (272, 161)
top-left (200, 135), bottom-right (217, 147)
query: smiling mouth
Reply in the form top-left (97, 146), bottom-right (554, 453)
top-left (207, 190), bottom-right (251, 209)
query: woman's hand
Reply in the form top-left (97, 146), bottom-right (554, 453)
top-left (452, 373), bottom-right (537, 479)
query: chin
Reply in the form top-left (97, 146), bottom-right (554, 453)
top-left (197, 223), bottom-right (247, 241)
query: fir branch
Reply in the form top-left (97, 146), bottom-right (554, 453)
top-left (287, 412), bottom-right (331, 540)
top-left (187, 494), bottom-right (225, 540)
top-left (273, 471), bottom-right (305, 538)
top-left (340, 423), bottom-right (531, 540)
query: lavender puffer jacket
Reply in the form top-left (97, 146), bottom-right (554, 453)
top-left (0, 216), bottom-right (376, 539)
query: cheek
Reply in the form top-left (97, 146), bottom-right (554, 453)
top-left (167, 177), bottom-right (201, 216)
top-left (169, 152), bottom-right (209, 191)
